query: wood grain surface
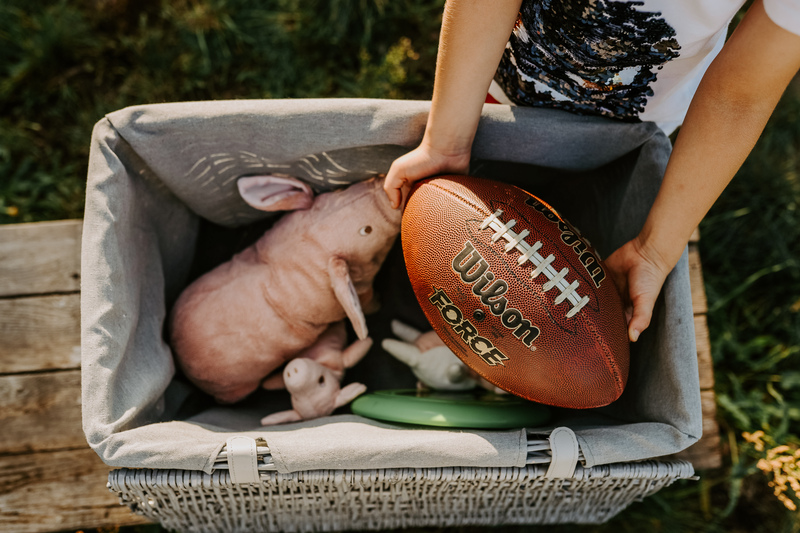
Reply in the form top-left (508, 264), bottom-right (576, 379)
top-left (0, 370), bottom-right (85, 455)
top-left (672, 241), bottom-right (722, 470)
top-left (0, 448), bottom-right (150, 532)
top-left (0, 220), bottom-right (82, 298)
top-left (0, 294), bottom-right (81, 374)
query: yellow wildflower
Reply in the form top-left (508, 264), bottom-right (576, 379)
top-left (754, 441), bottom-right (800, 511)
top-left (743, 430), bottom-right (766, 452)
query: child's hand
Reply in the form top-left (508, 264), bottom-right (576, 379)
top-left (604, 236), bottom-right (672, 343)
top-left (383, 142), bottom-right (471, 209)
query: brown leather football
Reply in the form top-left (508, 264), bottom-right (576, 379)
top-left (402, 175), bottom-right (629, 409)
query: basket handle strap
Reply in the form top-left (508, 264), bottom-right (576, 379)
top-left (226, 436), bottom-right (261, 484)
top-left (545, 427), bottom-right (579, 478)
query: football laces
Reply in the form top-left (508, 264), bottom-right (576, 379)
top-left (480, 209), bottom-right (589, 318)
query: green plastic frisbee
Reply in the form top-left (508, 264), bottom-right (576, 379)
top-left (350, 389), bottom-right (551, 429)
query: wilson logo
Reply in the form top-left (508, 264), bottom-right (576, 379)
top-left (451, 241), bottom-right (540, 346)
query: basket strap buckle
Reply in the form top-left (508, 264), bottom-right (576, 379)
top-left (226, 436), bottom-right (261, 484)
top-left (546, 427), bottom-right (579, 478)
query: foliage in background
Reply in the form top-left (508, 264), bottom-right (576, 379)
top-left (2, 1), bottom-right (799, 531)
top-left (699, 80), bottom-right (800, 529)
top-left (0, 0), bottom-right (441, 223)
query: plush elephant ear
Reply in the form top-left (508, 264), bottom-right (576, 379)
top-left (237, 174), bottom-right (314, 212)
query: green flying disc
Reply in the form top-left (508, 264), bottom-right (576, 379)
top-left (350, 389), bottom-right (551, 429)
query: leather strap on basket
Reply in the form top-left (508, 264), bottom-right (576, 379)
top-left (226, 436), bottom-right (261, 484)
top-left (545, 427), bottom-right (579, 478)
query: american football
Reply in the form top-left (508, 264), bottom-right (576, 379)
top-left (401, 175), bottom-right (629, 409)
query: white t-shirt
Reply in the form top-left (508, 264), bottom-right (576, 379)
top-left (489, 0), bottom-right (800, 134)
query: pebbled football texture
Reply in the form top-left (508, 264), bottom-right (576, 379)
top-left (402, 175), bottom-right (629, 409)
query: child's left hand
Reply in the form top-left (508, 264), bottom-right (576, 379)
top-left (604, 236), bottom-right (673, 343)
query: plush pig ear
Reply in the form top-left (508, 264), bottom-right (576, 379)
top-left (237, 175), bottom-right (314, 212)
top-left (328, 257), bottom-right (368, 340)
top-left (334, 382), bottom-right (367, 409)
top-left (261, 372), bottom-right (285, 390)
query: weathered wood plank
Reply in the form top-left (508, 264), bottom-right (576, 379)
top-left (695, 314), bottom-right (715, 390)
top-left (0, 370), bottom-right (85, 455)
top-left (684, 233), bottom-right (721, 469)
top-left (0, 447), bottom-right (151, 533)
top-left (0, 294), bottom-right (81, 374)
top-left (673, 390), bottom-right (722, 470)
top-left (0, 220), bottom-right (82, 298)
top-left (689, 244), bottom-right (708, 315)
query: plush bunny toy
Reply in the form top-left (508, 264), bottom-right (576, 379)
top-left (381, 320), bottom-right (478, 391)
top-left (382, 320), bottom-right (507, 394)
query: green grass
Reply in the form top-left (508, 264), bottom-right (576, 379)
top-left (2, 1), bottom-right (799, 531)
top-left (696, 80), bottom-right (800, 530)
top-left (0, 0), bottom-right (442, 223)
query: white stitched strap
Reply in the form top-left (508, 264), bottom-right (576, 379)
top-left (545, 427), bottom-right (579, 478)
top-left (226, 436), bottom-right (261, 484)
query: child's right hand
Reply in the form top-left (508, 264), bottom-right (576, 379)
top-left (383, 141), bottom-right (471, 209)
top-left (382, 0), bottom-right (523, 210)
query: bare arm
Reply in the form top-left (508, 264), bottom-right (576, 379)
top-left (383, 0), bottom-right (523, 208)
top-left (606, 0), bottom-right (800, 341)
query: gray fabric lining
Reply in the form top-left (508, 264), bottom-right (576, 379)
top-left (81, 99), bottom-right (700, 473)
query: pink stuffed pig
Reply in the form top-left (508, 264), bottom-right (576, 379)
top-left (260, 320), bottom-right (371, 424)
top-left (260, 358), bottom-right (367, 426)
top-left (169, 175), bottom-right (401, 404)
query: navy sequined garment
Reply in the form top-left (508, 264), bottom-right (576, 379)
top-left (494, 0), bottom-right (681, 121)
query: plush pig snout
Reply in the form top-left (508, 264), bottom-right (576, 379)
top-left (284, 359), bottom-right (308, 384)
top-left (283, 358), bottom-right (331, 393)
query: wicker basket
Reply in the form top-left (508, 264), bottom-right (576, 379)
top-left (83, 99), bottom-right (702, 530)
top-left (108, 436), bottom-right (694, 532)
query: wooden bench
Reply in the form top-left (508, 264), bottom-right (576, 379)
top-left (0, 219), bottom-right (720, 533)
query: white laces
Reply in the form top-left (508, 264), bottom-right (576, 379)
top-left (480, 209), bottom-right (589, 318)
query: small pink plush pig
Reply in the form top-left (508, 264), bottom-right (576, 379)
top-left (169, 175), bottom-right (401, 405)
top-left (259, 328), bottom-right (370, 427)
top-left (260, 358), bottom-right (367, 425)
top-left (261, 320), bottom-right (370, 425)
